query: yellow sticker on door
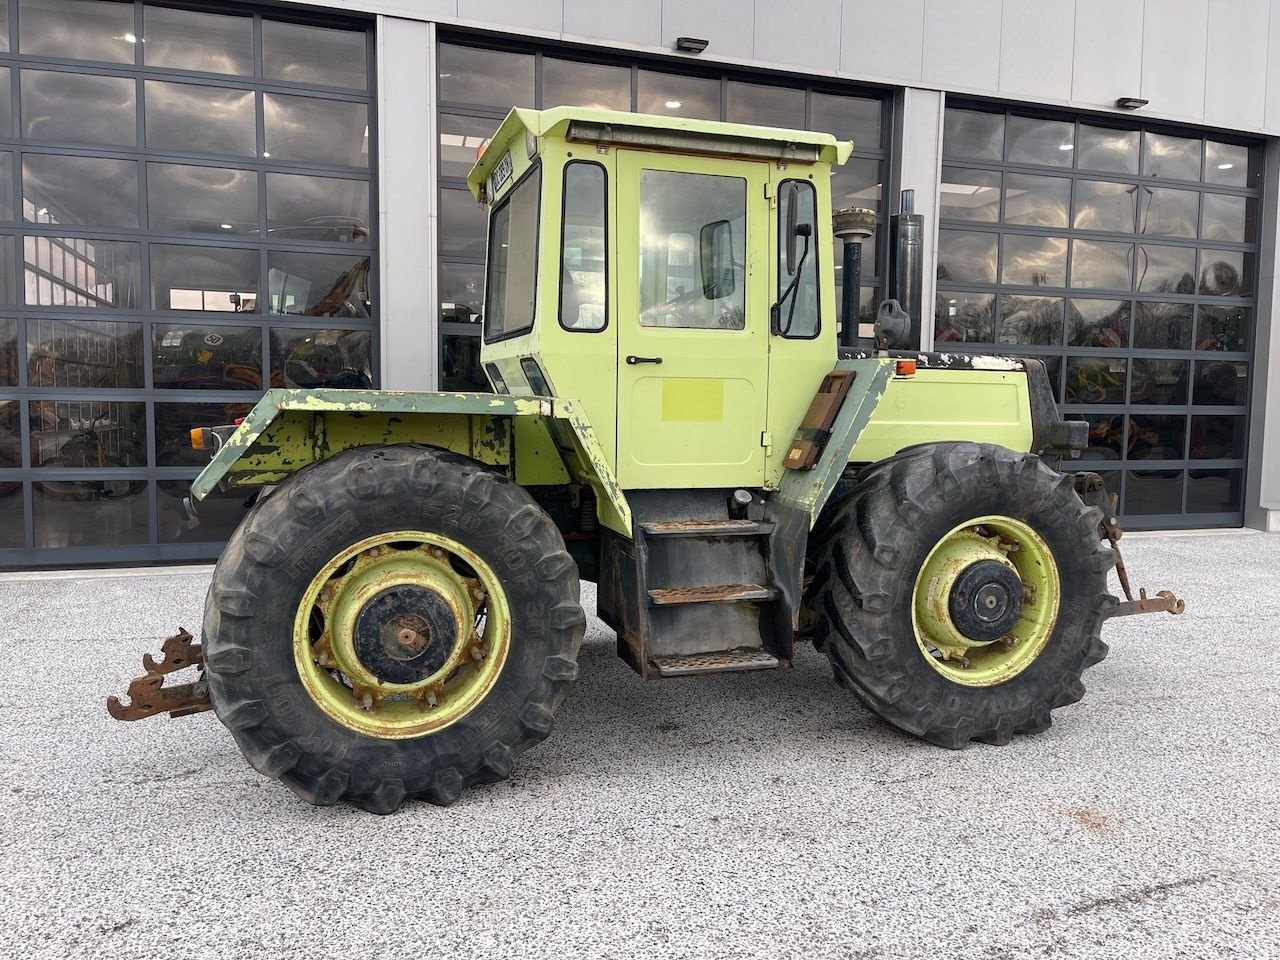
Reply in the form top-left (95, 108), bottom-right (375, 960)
top-left (661, 379), bottom-right (725, 422)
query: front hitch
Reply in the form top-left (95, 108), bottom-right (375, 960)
top-left (106, 628), bottom-right (213, 720)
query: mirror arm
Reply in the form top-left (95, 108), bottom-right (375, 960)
top-left (771, 232), bottom-right (811, 336)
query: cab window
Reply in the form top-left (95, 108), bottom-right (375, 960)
top-left (560, 162), bottom-right (607, 331)
top-left (484, 163), bottom-right (541, 342)
top-left (777, 179), bottom-right (820, 338)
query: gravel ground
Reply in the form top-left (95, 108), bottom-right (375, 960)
top-left (0, 531), bottom-right (1277, 959)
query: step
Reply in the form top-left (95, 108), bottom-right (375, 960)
top-left (650, 649), bottom-right (782, 677)
top-left (647, 583), bottom-right (777, 606)
top-left (640, 519), bottom-right (774, 538)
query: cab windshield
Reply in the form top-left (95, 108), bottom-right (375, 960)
top-left (483, 163), bottom-right (542, 342)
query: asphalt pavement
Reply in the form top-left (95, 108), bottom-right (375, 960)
top-left (0, 531), bottom-right (1277, 959)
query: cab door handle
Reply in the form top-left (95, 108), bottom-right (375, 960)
top-left (626, 355), bottom-right (663, 365)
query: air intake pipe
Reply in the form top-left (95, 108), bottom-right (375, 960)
top-left (832, 206), bottom-right (876, 349)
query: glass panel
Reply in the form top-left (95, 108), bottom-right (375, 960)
top-left (543, 58), bottom-right (629, 111)
top-left (636, 70), bottom-right (719, 120)
top-left (1076, 124), bottom-right (1139, 174)
top-left (999, 295), bottom-right (1063, 345)
top-left (0, 0), bottom-right (7, 54)
top-left (1190, 415), bottom-right (1245, 460)
top-left (1001, 235), bottom-right (1067, 286)
top-left (776, 181), bottom-right (818, 338)
top-left (1066, 356), bottom-right (1126, 404)
top-left (1127, 413), bottom-right (1185, 458)
top-left (151, 245), bottom-right (258, 312)
top-left (1004, 173), bottom-right (1069, 227)
top-left (726, 81), bottom-right (804, 129)
top-left (1130, 358), bottom-right (1188, 405)
top-left (143, 5), bottom-right (253, 76)
top-left (1195, 305), bottom-right (1249, 352)
top-left (1068, 298), bottom-right (1130, 348)
top-left (1133, 301), bottom-right (1192, 349)
top-left (271, 327), bottom-right (372, 389)
top-left (154, 401), bottom-right (253, 466)
top-left (483, 165), bottom-right (542, 339)
top-left (23, 154), bottom-right (138, 228)
top-left (0, 153), bottom-right (11, 221)
top-left (1071, 239), bottom-right (1132, 291)
top-left (268, 251), bottom-right (372, 318)
top-left (934, 292), bottom-right (994, 344)
top-left (1074, 180), bottom-right (1136, 233)
top-left (1138, 187), bottom-right (1198, 238)
top-left (1081, 414), bottom-right (1124, 459)
top-left (1136, 245), bottom-right (1196, 294)
top-left (1199, 250), bottom-right (1253, 297)
top-left (0, 396), bottom-right (18, 478)
top-left (21, 70), bottom-right (137, 147)
top-left (263, 20), bottom-right (367, 90)
top-left (1204, 141), bottom-right (1260, 188)
top-left (0, 68), bottom-right (10, 136)
top-left (33, 480), bottom-right (150, 548)
top-left (19, 0), bottom-right (135, 63)
top-left (637, 169), bottom-right (745, 330)
top-left (1193, 360), bottom-right (1248, 405)
top-left (153, 323), bottom-right (262, 390)
top-left (561, 163), bottom-right (607, 332)
top-left (438, 43), bottom-right (533, 109)
top-left (439, 113), bottom-right (501, 180)
top-left (438, 186), bottom-right (487, 258)
top-left (440, 331), bottom-right (487, 391)
top-left (439, 263), bottom-right (483, 323)
top-left (1201, 193), bottom-right (1255, 243)
top-left (942, 108), bottom-right (1003, 160)
top-left (1125, 469), bottom-right (1183, 515)
top-left (811, 93), bottom-right (881, 151)
top-left (27, 318), bottom-right (142, 388)
top-left (159, 479), bottom-right (251, 544)
top-left (149, 163), bottom-right (257, 236)
top-left (936, 230), bottom-right (997, 283)
top-left (267, 173), bottom-right (369, 242)
top-left (1006, 116), bottom-right (1074, 166)
top-left (1142, 132), bottom-right (1200, 180)
top-left (940, 167), bottom-right (1000, 222)
top-left (29, 399), bottom-right (145, 468)
top-left (1186, 468), bottom-right (1241, 513)
top-left (263, 93), bottom-right (368, 167)
top-left (23, 237), bottom-right (140, 309)
top-left (0, 486), bottom-right (20, 548)
top-left (0, 317), bottom-right (14, 385)
top-left (145, 80), bottom-right (255, 157)
top-left (830, 158), bottom-right (882, 212)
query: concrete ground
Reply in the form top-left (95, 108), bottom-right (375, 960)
top-left (0, 531), bottom-right (1277, 959)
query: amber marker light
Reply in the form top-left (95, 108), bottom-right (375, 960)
top-left (895, 359), bottom-right (917, 377)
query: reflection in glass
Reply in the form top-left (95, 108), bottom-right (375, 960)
top-left (271, 327), bottom-right (371, 388)
top-left (23, 154), bottom-right (138, 228)
top-left (1074, 180), bottom-right (1135, 233)
top-left (0, 318), bottom-right (15, 385)
top-left (264, 93), bottom-right (368, 167)
top-left (561, 163), bottom-right (607, 332)
top-left (942, 109), bottom-right (1003, 160)
top-left (33, 480), bottom-right (150, 547)
top-left (1129, 358), bottom-right (1188, 405)
top-left (543, 58), bottom-right (629, 111)
top-left (21, 70), bottom-right (136, 146)
top-left (1138, 187), bottom-right (1197, 237)
top-left (23, 237), bottom-right (140, 309)
top-left (1066, 356), bottom-right (1126, 404)
top-left (441, 332), bottom-right (487, 391)
top-left (1190, 415), bottom-right (1245, 460)
top-left (811, 93), bottom-right (881, 150)
top-left (1193, 360), bottom-right (1248, 405)
top-left (1186, 468), bottom-right (1240, 513)
top-left (1125, 470), bottom-right (1182, 515)
top-left (1006, 116), bottom-right (1074, 166)
top-left (1127, 414), bottom-right (1185, 458)
top-left (439, 114), bottom-right (500, 179)
top-left (19, 0), bottom-right (135, 63)
top-left (1205, 141), bottom-right (1259, 188)
top-left (159, 479), bottom-right (250, 544)
top-left (1070, 239), bottom-right (1132, 291)
top-left (1000, 296), bottom-right (1063, 345)
top-left (0, 69), bottom-right (10, 136)
top-left (1195, 305), bottom-right (1249, 352)
top-left (439, 263), bottom-right (483, 323)
top-left (1142, 132), bottom-right (1200, 180)
top-left (1080, 414), bottom-right (1124, 459)
top-left (151, 245), bottom-right (258, 312)
top-left (0, 154), bottom-right (11, 220)
top-left (937, 230), bottom-right (996, 284)
top-left (1136, 245), bottom-right (1195, 294)
top-left (438, 43), bottom-right (533, 109)
top-left (29, 399), bottom-right (145, 468)
top-left (267, 173), bottom-right (369, 242)
top-left (940, 167), bottom-right (999, 221)
top-left (28, 318), bottom-right (142, 388)
top-left (636, 70), bottom-right (719, 119)
top-left (149, 163), bottom-right (257, 236)
top-left (146, 80), bottom-right (256, 157)
top-left (154, 401), bottom-right (252, 466)
top-left (153, 323), bottom-right (262, 389)
top-left (1004, 173), bottom-right (1069, 227)
top-left (0, 491), bottom-right (20, 548)
top-left (934, 292), bottom-right (994, 343)
top-left (268, 252), bottom-right (371, 318)
top-left (1201, 193), bottom-right (1254, 243)
top-left (726, 81), bottom-right (804, 129)
top-left (831, 158), bottom-right (882, 211)
top-left (1199, 250), bottom-right (1253, 297)
top-left (0, 236), bottom-right (13, 305)
top-left (143, 5), bottom-right (252, 75)
top-left (263, 20), bottom-right (367, 90)
top-left (1133, 301), bottom-right (1191, 349)
top-left (0, 397), bottom-right (19, 502)
top-left (1066, 299), bottom-right (1129, 349)
top-left (439, 187), bottom-right (488, 259)
top-left (1076, 124), bottom-right (1138, 174)
top-left (1002, 235), bottom-right (1067, 286)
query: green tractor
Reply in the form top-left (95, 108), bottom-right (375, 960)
top-left (109, 107), bottom-right (1183, 813)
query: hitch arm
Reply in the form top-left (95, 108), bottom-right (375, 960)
top-left (106, 628), bottom-right (213, 720)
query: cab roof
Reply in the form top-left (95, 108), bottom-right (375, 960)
top-left (467, 106), bottom-right (854, 199)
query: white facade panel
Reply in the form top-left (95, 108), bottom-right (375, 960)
top-left (897, 87), bottom-right (945, 350)
top-left (751, 0), bottom-right (841, 74)
top-left (920, 0), bottom-right (1001, 92)
top-left (661, 0), bottom-right (754, 61)
top-left (841, 0), bottom-right (925, 82)
top-left (1140, 0), bottom-right (1210, 121)
top-left (564, 0), bottom-right (661, 47)
top-left (1205, 0), bottom-right (1269, 130)
top-left (456, 0), bottom-right (561, 35)
top-left (999, 0), bottom-right (1074, 102)
top-left (1264, 1), bottom-right (1280, 128)
top-left (1071, 0), bottom-right (1143, 109)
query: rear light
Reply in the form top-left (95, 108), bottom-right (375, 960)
top-left (234, 417), bottom-right (245, 425)
top-left (895, 359), bottom-right (917, 377)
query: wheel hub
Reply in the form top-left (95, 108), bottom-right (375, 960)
top-left (948, 560), bottom-right (1024, 642)
top-left (354, 586), bottom-right (458, 684)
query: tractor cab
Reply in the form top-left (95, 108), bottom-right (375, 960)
top-left (467, 107), bottom-right (851, 491)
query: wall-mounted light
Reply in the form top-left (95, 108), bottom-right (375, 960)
top-left (1115, 97), bottom-right (1149, 110)
top-left (674, 36), bottom-right (709, 53)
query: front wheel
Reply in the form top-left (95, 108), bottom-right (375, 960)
top-left (808, 443), bottom-right (1116, 748)
top-left (201, 444), bottom-right (585, 813)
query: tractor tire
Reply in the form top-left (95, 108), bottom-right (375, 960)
top-left (808, 442), bottom-right (1115, 749)
top-left (201, 444), bottom-right (585, 813)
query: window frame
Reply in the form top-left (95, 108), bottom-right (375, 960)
top-left (558, 159), bottom-right (608, 334)
top-left (776, 177), bottom-right (821, 340)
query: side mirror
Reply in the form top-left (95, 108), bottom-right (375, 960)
top-left (699, 219), bottom-right (735, 300)
top-left (784, 182), bottom-right (800, 275)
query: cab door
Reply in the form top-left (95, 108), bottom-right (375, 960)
top-left (614, 151), bottom-right (770, 489)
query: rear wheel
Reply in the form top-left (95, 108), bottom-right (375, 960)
top-left (201, 444), bottom-right (585, 812)
top-left (808, 442), bottom-right (1115, 748)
